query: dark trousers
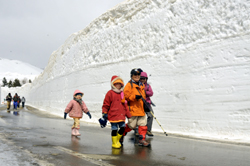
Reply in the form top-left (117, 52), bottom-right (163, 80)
top-left (22, 102), bottom-right (25, 107)
top-left (146, 106), bottom-right (154, 132)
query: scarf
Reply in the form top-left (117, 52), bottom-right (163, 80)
top-left (112, 88), bottom-right (123, 93)
top-left (74, 98), bottom-right (82, 105)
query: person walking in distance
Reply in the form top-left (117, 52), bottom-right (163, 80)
top-left (17, 96), bottom-right (21, 108)
top-left (140, 72), bottom-right (154, 136)
top-left (121, 68), bottom-right (150, 147)
top-left (64, 90), bottom-right (92, 136)
top-left (13, 93), bottom-right (19, 110)
top-left (102, 75), bottom-right (132, 149)
top-left (21, 97), bottom-right (26, 108)
top-left (6, 93), bottom-right (12, 112)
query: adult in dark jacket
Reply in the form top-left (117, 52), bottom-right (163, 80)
top-left (21, 97), bottom-right (26, 107)
top-left (17, 96), bottom-right (21, 108)
top-left (6, 93), bottom-right (12, 111)
top-left (13, 93), bottom-right (19, 110)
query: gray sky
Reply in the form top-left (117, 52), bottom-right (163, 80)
top-left (0, 0), bottom-right (124, 69)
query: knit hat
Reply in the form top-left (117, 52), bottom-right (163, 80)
top-left (140, 72), bottom-right (148, 78)
top-left (111, 75), bottom-right (124, 88)
top-left (113, 79), bottom-right (124, 85)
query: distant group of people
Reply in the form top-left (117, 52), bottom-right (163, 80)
top-left (6, 93), bottom-right (26, 112)
top-left (64, 68), bottom-right (154, 148)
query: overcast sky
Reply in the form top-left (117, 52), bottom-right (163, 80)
top-left (0, 0), bottom-right (124, 69)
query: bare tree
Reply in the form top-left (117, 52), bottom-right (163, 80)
top-left (22, 77), bottom-right (28, 85)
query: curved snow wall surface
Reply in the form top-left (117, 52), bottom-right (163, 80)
top-left (10, 0), bottom-right (250, 142)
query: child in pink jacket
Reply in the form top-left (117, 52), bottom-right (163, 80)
top-left (64, 90), bottom-right (92, 136)
top-left (140, 72), bottom-right (154, 136)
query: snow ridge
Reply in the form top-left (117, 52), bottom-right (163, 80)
top-left (0, 57), bottom-right (43, 86)
top-left (41, 0), bottom-right (250, 82)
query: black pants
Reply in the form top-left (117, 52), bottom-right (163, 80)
top-left (145, 105), bottom-right (153, 132)
top-left (22, 102), bottom-right (25, 107)
top-left (146, 111), bottom-right (153, 132)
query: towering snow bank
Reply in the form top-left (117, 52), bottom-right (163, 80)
top-left (4, 0), bottom-right (250, 143)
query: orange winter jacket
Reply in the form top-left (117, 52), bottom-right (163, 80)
top-left (124, 80), bottom-right (146, 116)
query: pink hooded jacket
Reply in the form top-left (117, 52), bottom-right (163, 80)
top-left (141, 72), bottom-right (153, 104)
top-left (64, 90), bottom-right (89, 118)
top-left (144, 83), bottom-right (153, 104)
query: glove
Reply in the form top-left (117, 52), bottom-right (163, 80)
top-left (144, 101), bottom-right (151, 112)
top-left (98, 118), bottom-right (107, 128)
top-left (102, 113), bottom-right (108, 120)
top-left (86, 112), bottom-right (92, 119)
top-left (144, 107), bottom-right (150, 112)
top-left (136, 95), bottom-right (142, 99)
top-left (64, 112), bottom-right (67, 119)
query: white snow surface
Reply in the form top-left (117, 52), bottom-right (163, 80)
top-left (0, 58), bottom-right (43, 102)
top-left (0, 57), bottom-right (43, 84)
top-left (1, 0), bottom-right (250, 143)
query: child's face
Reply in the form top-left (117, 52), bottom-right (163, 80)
top-left (140, 77), bottom-right (147, 84)
top-left (114, 83), bottom-right (122, 90)
top-left (75, 94), bottom-right (82, 99)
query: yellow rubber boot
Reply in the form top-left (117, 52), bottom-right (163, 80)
top-left (112, 136), bottom-right (121, 149)
top-left (117, 133), bottom-right (123, 147)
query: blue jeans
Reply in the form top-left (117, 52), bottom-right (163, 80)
top-left (13, 101), bottom-right (18, 109)
top-left (111, 122), bottom-right (125, 130)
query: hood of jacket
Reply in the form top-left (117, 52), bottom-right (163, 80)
top-left (73, 90), bottom-right (84, 97)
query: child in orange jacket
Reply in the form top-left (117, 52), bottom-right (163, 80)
top-left (102, 75), bottom-right (132, 149)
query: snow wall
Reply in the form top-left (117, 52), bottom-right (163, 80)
top-left (2, 0), bottom-right (250, 143)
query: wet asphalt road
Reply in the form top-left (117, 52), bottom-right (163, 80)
top-left (0, 105), bottom-right (250, 166)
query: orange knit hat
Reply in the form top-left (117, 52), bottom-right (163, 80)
top-left (113, 79), bottom-right (124, 86)
top-left (111, 75), bottom-right (124, 87)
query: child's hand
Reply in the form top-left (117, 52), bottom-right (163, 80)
top-left (86, 112), bottom-right (92, 119)
top-left (98, 118), bottom-right (107, 128)
top-left (102, 113), bottom-right (108, 120)
top-left (64, 112), bottom-right (67, 119)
